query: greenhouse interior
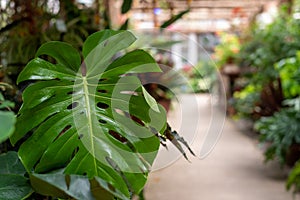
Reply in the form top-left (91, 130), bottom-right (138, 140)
top-left (1, 0), bottom-right (300, 199)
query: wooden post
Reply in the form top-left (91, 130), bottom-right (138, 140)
top-left (153, 0), bottom-right (159, 27)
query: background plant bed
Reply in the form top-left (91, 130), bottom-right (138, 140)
top-left (286, 143), bottom-right (300, 167)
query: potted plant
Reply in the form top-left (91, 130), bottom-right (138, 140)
top-left (0, 29), bottom-right (193, 200)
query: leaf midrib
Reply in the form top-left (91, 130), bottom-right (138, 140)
top-left (82, 76), bottom-right (98, 176)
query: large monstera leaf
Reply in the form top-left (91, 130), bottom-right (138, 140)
top-left (11, 30), bottom-right (167, 199)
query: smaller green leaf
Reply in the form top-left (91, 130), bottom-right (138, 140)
top-left (0, 175), bottom-right (32, 200)
top-left (30, 172), bottom-right (70, 199)
top-left (0, 111), bottom-right (16, 143)
top-left (142, 87), bottom-right (160, 113)
top-left (0, 101), bottom-right (15, 110)
top-left (0, 152), bottom-right (32, 200)
top-left (160, 9), bottom-right (190, 29)
top-left (0, 152), bottom-right (26, 175)
top-left (121, 0), bottom-right (133, 14)
top-left (31, 169), bottom-right (129, 200)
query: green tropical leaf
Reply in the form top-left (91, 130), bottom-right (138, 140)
top-left (0, 111), bottom-right (16, 143)
top-left (160, 9), bottom-right (190, 29)
top-left (30, 169), bottom-right (124, 200)
top-left (121, 0), bottom-right (133, 14)
top-left (0, 151), bottom-right (33, 200)
top-left (12, 30), bottom-right (167, 199)
top-left (0, 93), bottom-right (15, 132)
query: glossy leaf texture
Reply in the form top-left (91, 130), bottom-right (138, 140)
top-left (12, 30), bottom-right (167, 199)
top-left (0, 151), bottom-right (33, 200)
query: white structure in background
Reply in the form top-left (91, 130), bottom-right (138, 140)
top-left (187, 33), bottom-right (198, 66)
top-left (171, 33), bottom-right (184, 69)
top-left (170, 32), bottom-right (218, 69)
top-left (256, 1), bottom-right (278, 28)
top-left (171, 33), bottom-right (200, 69)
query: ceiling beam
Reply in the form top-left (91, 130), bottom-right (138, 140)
top-left (132, 0), bottom-right (275, 9)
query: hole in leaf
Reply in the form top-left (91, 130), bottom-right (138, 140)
top-left (98, 89), bottom-right (108, 93)
top-left (62, 125), bottom-right (71, 133)
top-left (120, 91), bottom-right (138, 96)
top-left (107, 183), bottom-right (116, 192)
top-left (40, 55), bottom-right (57, 64)
top-left (97, 102), bottom-right (109, 109)
top-left (109, 130), bottom-right (128, 143)
top-left (55, 125), bottom-right (72, 141)
top-left (72, 147), bottom-right (79, 157)
top-left (127, 142), bottom-right (136, 152)
top-left (99, 119), bottom-right (107, 124)
top-left (67, 102), bottom-right (79, 110)
top-left (78, 134), bottom-right (83, 140)
top-left (130, 115), bottom-right (145, 126)
top-left (99, 78), bottom-right (108, 82)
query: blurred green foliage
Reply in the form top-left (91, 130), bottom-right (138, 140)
top-left (183, 61), bottom-right (217, 93)
top-left (214, 32), bottom-right (240, 68)
top-left (287, 160), bottom-right (300, 193)
top-left (275, 51), bottom-right (300, 98)
top-left (234, 7), bottom-right (300, 119)
top-left (255, 107), bottom-right (300, 165)
top-left (234, 3), bottom-right (300, 193)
